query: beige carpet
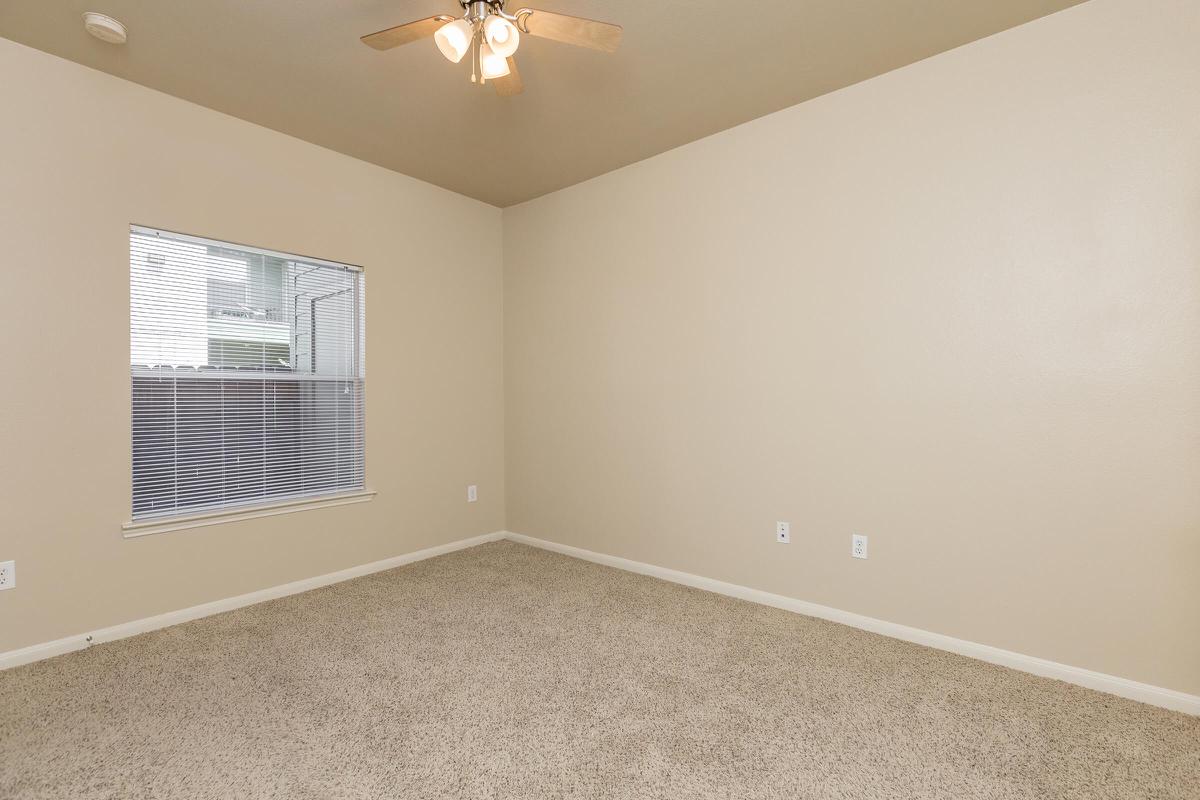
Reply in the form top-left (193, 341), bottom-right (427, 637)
top-left (1, 541), bottom-right (1196, 799)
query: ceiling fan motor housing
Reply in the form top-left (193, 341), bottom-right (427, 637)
top-left (461, 0), bottom-right (505, 15)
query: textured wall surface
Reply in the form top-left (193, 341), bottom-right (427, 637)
top-left (0, 37), bottom-right (506, 653)
top-left (504, 0), bottom-right (1200, 694)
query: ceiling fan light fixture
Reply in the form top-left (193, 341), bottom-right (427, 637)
top-left (360, 6), bottom-right (622, 98)
top-left (434, 18), bottom-right (473, 63)
top-left (479, 40), bottom-right (511, 80)
top-left (482, 14), bottom-right (520, 58)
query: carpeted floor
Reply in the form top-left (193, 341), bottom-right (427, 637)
top-left (1, 541), bottom-right (1196, 799)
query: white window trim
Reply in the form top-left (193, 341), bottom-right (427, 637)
top-left (122, 490), bottom-right (376, 538)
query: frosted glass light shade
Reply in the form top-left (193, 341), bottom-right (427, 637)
top-left (435, 19), bottom-right (473, 64)
top-left (483, 15), bottom-right (520, 58)
top-left (479, 41), bottom-right (511, 79)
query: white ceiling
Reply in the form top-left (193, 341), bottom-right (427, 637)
top-left (0, 0), bottom-right (1087, 206)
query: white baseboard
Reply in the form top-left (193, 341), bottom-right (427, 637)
top-left (0, 531), bottom-right (506, 672)
top-left (5, 528), bottom-right (1196, 717)
top-left (502, 531), bottom-right (1200, 716)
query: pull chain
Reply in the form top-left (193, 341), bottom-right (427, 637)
top-left (470, 30), bottom-right (478, 83)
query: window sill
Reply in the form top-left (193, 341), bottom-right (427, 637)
top-left (121, 490), bottom-right (376, 538)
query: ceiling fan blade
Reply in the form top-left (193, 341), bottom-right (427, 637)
top-left (516, 9), bottom-right (622, 53)
top-left (361, 15), bottom-right (454, 51)
top-left (493, 57), bottom-right (524, 96)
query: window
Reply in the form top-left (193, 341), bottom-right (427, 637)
top-left (130, 226), bottom-right (366, 523)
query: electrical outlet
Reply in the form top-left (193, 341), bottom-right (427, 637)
top-left (776, 521), bottom-right (790, 543)
top-left (0, 560), bottom-right (14, 590)
top-left (467, 485), bottom-right (477, 503)
top-left (852, 534), bottom-right (868, 559)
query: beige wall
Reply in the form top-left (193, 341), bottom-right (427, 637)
top-left (0, 38), bottom-right (505, 653)
top-left (504, 0), bottom-right (1200, 695)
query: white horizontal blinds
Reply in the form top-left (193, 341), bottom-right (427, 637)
top-left (130, 226), bottom-right (365, 521)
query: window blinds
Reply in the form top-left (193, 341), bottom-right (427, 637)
top-left (130, 226), bottom-right (365, 521)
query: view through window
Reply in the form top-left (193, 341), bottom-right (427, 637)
top-left (130, 226), bottom-right (365, 521)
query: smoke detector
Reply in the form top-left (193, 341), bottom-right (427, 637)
top-left (83, 12), bottom-right (127, 44)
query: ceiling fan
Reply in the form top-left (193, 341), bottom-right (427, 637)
top-left (360, 1), bottom-right (622, 96)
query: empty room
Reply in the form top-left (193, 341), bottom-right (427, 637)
top-left (0, 0), bottom-right (1197, 797)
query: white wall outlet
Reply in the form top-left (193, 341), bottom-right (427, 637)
top-left (0, 560), bottom-right (14, 590)
top-left (852, 534), bottom-right (868, 559)
top-left (776, 521), bottom-right (790, 543)
top-left (467, 485), bottom-right (478, 503)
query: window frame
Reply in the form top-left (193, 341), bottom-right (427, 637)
top-left (124, 225), bottom-right (370, 536)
